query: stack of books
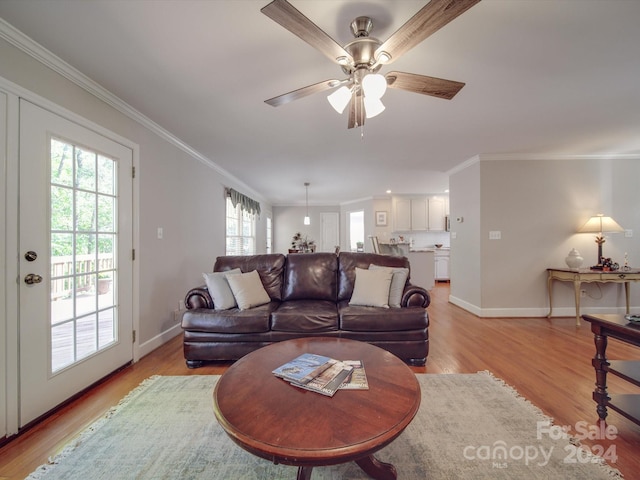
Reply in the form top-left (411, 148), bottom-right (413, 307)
top-left (272, 353), bottom-right (369, 397)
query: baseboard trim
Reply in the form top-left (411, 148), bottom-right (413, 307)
top-left (138, 323), bottom-right (182, 359)
top-left (448, 295), bottom-right (635, 319)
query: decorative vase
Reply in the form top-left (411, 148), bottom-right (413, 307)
top-left (565, 248), bottom-right (584, 269)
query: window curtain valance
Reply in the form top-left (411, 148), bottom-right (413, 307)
top-left (226, 187), bottom-right (261, 217)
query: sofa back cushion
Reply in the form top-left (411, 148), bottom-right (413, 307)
top-left (337, 252), bottom-right (411, 302)
top-left (214, 254), bottom-right (285, 301)
top-left (282, 252), bottom-right (338, 301)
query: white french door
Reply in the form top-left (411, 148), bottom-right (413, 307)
top-left (19, 100), bottom-right (133, 426)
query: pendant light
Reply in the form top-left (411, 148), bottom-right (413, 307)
top-left (303, 182), bottom-right (310, 225)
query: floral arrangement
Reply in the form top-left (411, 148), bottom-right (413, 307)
top-left (291, 232), bottom-right (316, 252)
top-left (600, 257), bottom-right (619, 271)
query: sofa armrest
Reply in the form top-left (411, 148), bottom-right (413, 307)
top-left (185, 285), bottom-right (214, 310)
top-left (401, 284), bottom-right (431, 308)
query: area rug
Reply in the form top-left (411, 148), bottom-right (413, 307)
top-left (26, 373), bottom-right (623, 479)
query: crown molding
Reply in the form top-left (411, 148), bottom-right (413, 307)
top-left (0, 17), bottom-right (265, 203)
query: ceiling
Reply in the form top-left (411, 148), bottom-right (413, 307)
top-left (1, 0), bottom-right (639, 206)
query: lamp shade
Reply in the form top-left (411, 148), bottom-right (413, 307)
top-left (362, 73), bottom-right (387, 99)
top-left (578, 214), bottom-right (624, 234)
top-left (364, 97), bottom-right (385, 118)
top-left (327, 86), bottom-right (352, 114)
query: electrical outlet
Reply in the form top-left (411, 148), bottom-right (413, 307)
top-left (581, 289), bottom-right (587, 298)
top-left (625, 229), bottom-right (633, 238)
top-left (157, 227), bottom-right (164, 239)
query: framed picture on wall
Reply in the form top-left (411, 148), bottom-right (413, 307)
top-left (375, 211), bottom-right (388, 226)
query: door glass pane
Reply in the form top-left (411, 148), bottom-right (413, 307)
top-left (98, 194), bottom-right (115, 232)
top-left (51, 139), bottom-right (73, 187)
top-left (75, 148), bottom-right (96, 191)
top-left (50, 138), bottom-right (118, 373)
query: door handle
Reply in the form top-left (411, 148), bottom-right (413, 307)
top-left (24, 273), bottom-right (43, 285)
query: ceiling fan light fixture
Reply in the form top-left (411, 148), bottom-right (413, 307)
top-left (364, 97), bottom-right (385, 118)
top-left (336, 56), bottom-right (350, 66)
top-left (376, 51), bottom-right (392, 64)
top-left (362, 73), bottom-right (387, 99)
top-left (328, 86), bottom-right (352, 114)
top-left (303, 182), bottom-right (311, 225)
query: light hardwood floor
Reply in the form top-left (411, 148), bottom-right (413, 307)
top-left (1, 283), bottom-right (639, 479)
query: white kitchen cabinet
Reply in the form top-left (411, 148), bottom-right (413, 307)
top-left (428, 197), bottom-right (446, 231)
top-left (434, 250), bottom-right (450, 281)
top-left (392, 197), bottom-right (412, 231)
top-left (393, 195), bottom-right (448, 231)
top-left (410, 197), bottom-right (428, 231)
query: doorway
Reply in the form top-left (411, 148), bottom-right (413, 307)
top-left (18, 100), bottom-right (134, 426)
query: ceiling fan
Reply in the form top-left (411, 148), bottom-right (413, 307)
top-left (261, 0), bottom-right (482, 129)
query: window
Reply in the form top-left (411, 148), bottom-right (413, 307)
top-left (349, 210), bottom-right (365, 252)
top-left (266, 215), bottom-right (272, 254)
top-left (226, 197), bottom-right (256, 255)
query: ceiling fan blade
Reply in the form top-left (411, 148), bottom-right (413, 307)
top-left (375, 0), bottom-right (481, 64)
top-left (261, 0), bottom-right (353, 65)
top-left (347, 90), bottom-right (365, 129)
top-left (385, 71), bottom-right (465, 100)
top-left (265, 79), bottom-right (341, 107)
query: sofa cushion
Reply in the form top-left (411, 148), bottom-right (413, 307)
top-left (369, 265), bottom-right (409, 308)
top-left (214, 254), bottom-right (286, 301)
top-left (349, 267), bottom-right (393, 308)
top-left (282, 252), bottom-right (338, 301)
top-left (338, 252), bottom-right (412, 302)
top-left (202, 268), bottom-right (241, 310)
top-left (271, 300), bottom-right (339, 332)
top-left (227, 270), bottom-right (271, 310)
top-left (339, 301), bottom-right (428, 332)
top-left (181, 304), bottom-right (274, 334)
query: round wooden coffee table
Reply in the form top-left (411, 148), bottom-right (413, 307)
top-left (213, 337), bottom-right (421, 480)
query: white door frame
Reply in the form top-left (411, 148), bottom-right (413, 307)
top-left (0, 75), bottom-right (140, 437)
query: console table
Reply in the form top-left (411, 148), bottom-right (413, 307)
top-left (546, 268), bottom-right (640, 325)
top-left (582, 314), bottom-right (640, 426)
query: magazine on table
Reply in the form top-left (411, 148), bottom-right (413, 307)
top-left (339, 360), bottom-right (369, 390)
top-left (290, 360), bottom-right (354, 397)
top-left (271, 353), bottom-right (334, 384)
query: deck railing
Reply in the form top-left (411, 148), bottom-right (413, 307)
top-left (51, 254), bottom-right (114, 299)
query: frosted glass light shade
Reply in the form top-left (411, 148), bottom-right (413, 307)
top-left (304, 215), bottom-right (310, 225)
top-left (364, 97), bottom-right (385, 118)
top-left (362, 73), bottom-right (387, 99)
top-left (327, 86), bottom-right (352, 114)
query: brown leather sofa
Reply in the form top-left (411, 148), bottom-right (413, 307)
top-left (181, 252), bottom-right (430, 367)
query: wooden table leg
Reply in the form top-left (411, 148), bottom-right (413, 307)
top-left (573, 278), bottom-right (581, 326)
top-left (592, 332), bottom-right (610, 421)
top-left (625, 281), bottom-right (630, 314)
top-left (296, 466), bottom-right (313, 480)
top-left (547, 274), bottom-right (554, 318)
top-left (356, 455), bottom-right (397, 480)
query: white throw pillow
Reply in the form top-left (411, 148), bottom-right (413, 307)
top-left (226, 270), bottom-right (271, 310)
top-left (203, 268), bottom-right (242, 310)
top-left (369, 264), bottom-right (409, 308)
top-left (349, 267), bottom-right (394, 308)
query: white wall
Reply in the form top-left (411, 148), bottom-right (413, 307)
top-left (449, 160), bottom-right (482, 310)
top-left (273, 205), bottom-right (340, 254)
top-left (450, 156), bottom-right (640, 317)
top-left (0, 36), bottom-right (271, 353)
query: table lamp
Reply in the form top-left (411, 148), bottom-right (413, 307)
top-left (578, 214), bottom-right (624, 269)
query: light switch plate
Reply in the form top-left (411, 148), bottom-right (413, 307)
top-left (489, 231), bottom-right (501, 240)
top-left (625, 229), bottom-right (633, 238)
